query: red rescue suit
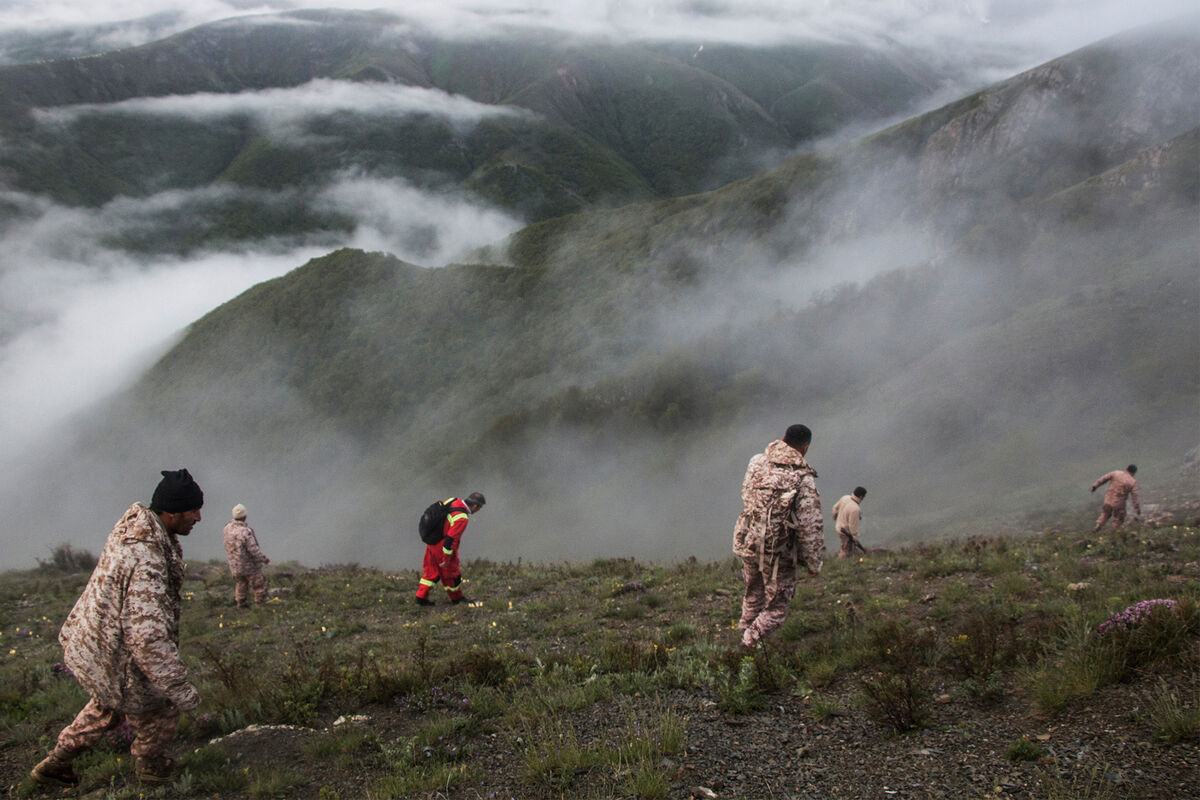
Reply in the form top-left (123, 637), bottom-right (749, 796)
top-left (416, 498), bottom-right (471, 602)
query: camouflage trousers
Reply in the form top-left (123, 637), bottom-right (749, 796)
top-left (234, 571), bottom-right (268, 606)
top-left (738, 554), bottom-right (797, 647)
top-left (1094, 503), bottom-right (1127, 530)
top-left (55, 697), bottom-right (180, 759)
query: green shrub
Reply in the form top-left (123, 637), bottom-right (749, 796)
top-left (859, 670), bottom-right (929, 732)
top-left (457, 646), bottom-right (514, 687)
top-left (717, 655), bottom-right (768, 715)
top-left (958, 671), bottom-right (1005, 707)
top-left (36, 544), bottom-right (97, 574)
top-left (1005, 737), bottom-right (1045, 761)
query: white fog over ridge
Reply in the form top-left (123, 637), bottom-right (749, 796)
top-left (0, 1), bottom-right (1195, 63)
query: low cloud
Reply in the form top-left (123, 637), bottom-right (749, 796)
top-left (0, 223), bottom-right (326, 459)
top-left (0, 172), bottom-right (524, 523)
top-left (314, 175), bottom-right (524, 265)
top-left (33, 79), bottom-right (535, 138)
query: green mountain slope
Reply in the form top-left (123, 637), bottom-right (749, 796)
top-left (14, 20), bottom-right (1200, 566)
top-left (0, 9), bottom-right (939, 241)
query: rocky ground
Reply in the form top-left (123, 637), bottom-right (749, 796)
top-left (190, 637), bottom-right (1198, 800)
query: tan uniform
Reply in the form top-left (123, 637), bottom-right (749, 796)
top-left (54, 503), bottom-right (199, 758)
top-left (1091, 470), bottom-right (1141, 529)
top-left (223, 519), bottom-right (269, 606)
top-left (831, 494), bottom-right (863, 558)
top-left (733, 439), bottom-right (823, 647)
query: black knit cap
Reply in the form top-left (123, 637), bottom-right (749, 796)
top-left (150, 468), bottom-right (204, 513)
top-left (783, 424), bottom-right (811, 449)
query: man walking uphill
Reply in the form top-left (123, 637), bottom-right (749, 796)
top-left (415, 492), bottom-right (486, 606)
top-left (733, 425), bottom-right (824, 648)
top-left (1091, 464), bottom-right (1141, 531)
top-left (31, 469), bottom-right (204, 788)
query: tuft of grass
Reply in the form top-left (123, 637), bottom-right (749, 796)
top-left (1043, 763), bottom-right (1121, 800)
top-left (1005, 737), bottom-right (1045, 761)
top-left (179, 747), bottom-right (249, 794)
top-left (1143, 676), bottom-right (1200, 744)
top-left (371, 762), bottom-right (480, 798)
top-left (807, 693), bottom-right (844, 721)
top-left (517, 717), bottom-right (604, 789)
top-left (248, 766), bottom-right (306, 798)
top-left (301, 725), bottom-right (380, 762)
top-left (621, 757), bottom-right (672, 799)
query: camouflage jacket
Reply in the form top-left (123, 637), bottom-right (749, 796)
top-left (1092, 470), bottom-right (1141, 513)
top-left (223, 520), bottom-right (267, 576)
top-left (732, 440), bottom-right (824, 572)
top-left (59, 503), bottom-right (199, 714)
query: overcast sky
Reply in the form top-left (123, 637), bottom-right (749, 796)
top-left (0, 1), bottom-right (1195, 68)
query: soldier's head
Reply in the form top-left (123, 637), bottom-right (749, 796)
top-left (465, 492), bottom-right (486, 513)
top-left (232, 504), bottom-right (248, 521)
top-left (1126, 465), bottom-right (1137, 475)
top-left (854, 486), bottom-right (867, 500)
top-left (150, 468), bottom-right (204, 536)
top-left (783, 424), bottom-right (811, 454)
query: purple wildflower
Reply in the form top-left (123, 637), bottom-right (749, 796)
top-left (1097, 599), bottom-right (1178, 636)
top-left (104, 720), bottom-right (135, 747)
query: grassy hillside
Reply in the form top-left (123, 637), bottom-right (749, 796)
top-left (1, 497), bottom-right (1197, 798)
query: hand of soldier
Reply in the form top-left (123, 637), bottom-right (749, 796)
top-left (177, 683), bottom-right (201, 712)
top-left (1090, 486), bottom-right (1095, 492)
top-left (264, 557), bottom-right (270, 564)
top-left (808, 569), bottom-right (819, 577)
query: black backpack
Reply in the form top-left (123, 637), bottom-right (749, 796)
top-left (418, 499), bottom-right (452, 545)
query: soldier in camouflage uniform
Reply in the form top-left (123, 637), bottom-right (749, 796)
top-left (1091, 464), bottom-right (1141, 531)
top-left (733, 425), bottom-right (824, 648)
top-left (223, 503), bottom-right (270, 607)
top-left (30, 469), bottom-right (204, 788)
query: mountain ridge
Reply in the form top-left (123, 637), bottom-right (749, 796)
top-left (4, 17), bottom-right (1197, 567)
top-left (0, 9), bottom-right (940, 228)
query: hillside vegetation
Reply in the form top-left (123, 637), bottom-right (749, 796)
top-left (1, 492), bottom-right (1198, 798)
